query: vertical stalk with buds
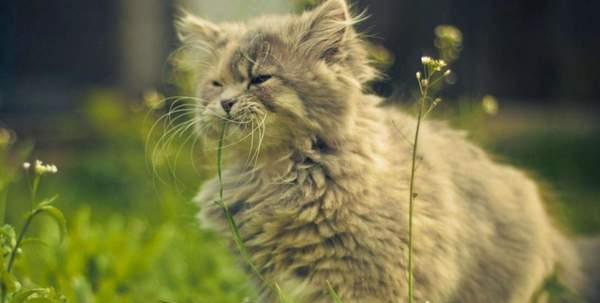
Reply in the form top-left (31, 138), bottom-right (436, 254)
top-left (407, 57), bottom-right (452, 303)
top-left (0, 160), bottom-right (66, 303)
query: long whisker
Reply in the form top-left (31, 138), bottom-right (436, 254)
top-left (251, 112), bottom-right (268, 167)
top-left (151, 117), bottom-right (199, 183)
top-left (148, 101), bottom-right (201, 183)
top-left (246, 118), bottom-right (256, 166)
top-left (168, 118), bottom-right (204, 190)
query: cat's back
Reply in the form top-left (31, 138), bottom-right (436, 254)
top-left (378, 106), bottom-right (566, 302)
top-left (381, 105), bottom-right (554, 243)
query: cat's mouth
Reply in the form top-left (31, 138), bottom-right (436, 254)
top-left (196, 108), bottom-right (268, 142)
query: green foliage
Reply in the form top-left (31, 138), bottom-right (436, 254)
top-left (22, 208), bottom-right (252, 303)
top-left (0, 150), bottom-right (68, 303)
top-left (0, 95), bottom-right (253, 303)
top-left (530, 268), bottom-right (585, 303)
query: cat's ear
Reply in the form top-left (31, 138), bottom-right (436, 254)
top-left (298, 0), bottom-right (379, 84)
top-left (175, 11), bottom-right (224, 48)
top-left (299, 0), bottom-right (354, 61)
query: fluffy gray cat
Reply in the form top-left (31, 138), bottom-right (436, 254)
top-left (174, 0), bottom-right (599, 302)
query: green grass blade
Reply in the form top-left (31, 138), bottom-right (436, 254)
top-left (36, 206), bottom-right (67, 243)
top-left (216, 121), bottom-right (280, 297)
top-left (326, 280), bottom-right (343, 303)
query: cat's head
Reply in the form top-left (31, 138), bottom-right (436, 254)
top-left (176, 0), bottom-right (377, 157)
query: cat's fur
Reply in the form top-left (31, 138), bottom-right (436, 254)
top-left (175, 0), bottom-right (598, 302)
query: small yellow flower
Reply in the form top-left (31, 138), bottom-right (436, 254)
top-left (0, 128), bottom-right (13, 146)
top-left (23, 162), bottom-right (31, 170)
top-left (435, 25), bottom-right (463, 45)
top-left (482, 95), bottom-right (499, 116)
top-left (143, 90), bottom-right (165, 110)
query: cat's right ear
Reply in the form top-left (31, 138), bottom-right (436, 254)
top-left (175, 10), bottom-right (223, 47)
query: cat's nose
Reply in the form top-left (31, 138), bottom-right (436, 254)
top-left (220, 99), bottom-right (237, 114)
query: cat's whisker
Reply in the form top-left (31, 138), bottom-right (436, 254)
top-left (245, 118), bottom-right (256, 166)
top-left (147, 105), bottom-right (197, 165)
top-left (151, 116), bottom-right (199, 173)
top-left (146, 100), bottom-right (200, 153)
top-left (168, 118), bottom-right (205, 185)
top-left (250, 112), bottom-right (268, 168)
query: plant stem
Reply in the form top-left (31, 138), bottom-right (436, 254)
top-left (0, 188), bottom-right (6, 225)
top-left (216, 121), bottom-right (291, 300)
top-left (1, 209), bottom-right (38, 303)
top-left (217, 122), bottom-right (226, 206)
top-left (216, 122), bottom-right (263, 278)
top-left (31, 175), bottom-right (40, 211)
top-left (408, 87), bottom-right (427, 303)
top-left (7, 210), bottom-right (37, 273)
top-left (1, 173), bottom-right (42, 303)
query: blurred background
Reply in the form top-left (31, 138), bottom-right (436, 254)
top-left (0, 0), bottom-right (599, 302)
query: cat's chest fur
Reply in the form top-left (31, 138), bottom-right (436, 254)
top-left (196, 149), bottom-right (390, 268)
top-left (194, 123), bottom-right (409, 299)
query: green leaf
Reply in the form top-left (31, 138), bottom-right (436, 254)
top-left (20, 238), bottom-right (49, 249)
top-left (36, 195), bottom-right (59, 208)
top-left (11, 288), bottom-right (66, 303)
top-left (11, 289), bottom-right (44, 303)
top-left (22, 298), bottom-right (55, 303)
top-left (34, 206), bottom-right (67, 243)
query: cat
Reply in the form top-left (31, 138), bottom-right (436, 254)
top-left (175, 0), bottom-right (598, 302)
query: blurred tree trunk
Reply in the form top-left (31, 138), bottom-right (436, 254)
top-left (118, 0), bottom-right (171, 97)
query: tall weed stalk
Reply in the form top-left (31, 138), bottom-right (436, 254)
top-left (406, 25), bottom-right (462, 303)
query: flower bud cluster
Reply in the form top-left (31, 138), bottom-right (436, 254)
top-left (23, 160), bottom-right (58, 175)
top-left (421, 56), bottom-right (448, 72)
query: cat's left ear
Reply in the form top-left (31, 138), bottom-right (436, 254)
top-left (175, 11), bottom-right (225, 49)
top-left (299, 0), bottom-right (354, 61)
top-left (174, 11), bottom-right (228, 71)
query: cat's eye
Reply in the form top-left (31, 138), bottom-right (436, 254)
top-left (211, 80), bottom-right (223, 87)
top-left (250, 75), bottom-right (272, 86)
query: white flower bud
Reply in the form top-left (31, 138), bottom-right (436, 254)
top-left (33, 160), bottom-right (59, 175)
